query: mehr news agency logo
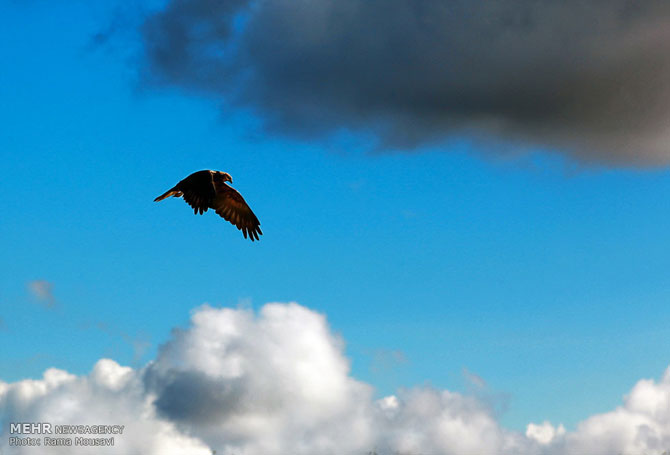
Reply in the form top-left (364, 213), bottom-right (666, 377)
top-left (8, 422), bottom-right (125, 447)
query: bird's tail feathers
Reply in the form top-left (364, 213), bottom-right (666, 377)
top-left (154, 188), bottom-right (182, 202)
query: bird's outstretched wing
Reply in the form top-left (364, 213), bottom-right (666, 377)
top-left (212, 183), bottom-right (262, 241)
top-left (177, 170), bottom-right (216, 215)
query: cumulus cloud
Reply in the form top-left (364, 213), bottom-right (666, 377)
top-left (2, 302), bottom-right (670, 454)
top-left (144, 303), bottom-right (375, 454)
top-left (526, 421), bottom-right (566, 445)
top-left (0, 361), bottom-right (211, 455)
top-left (559, 370), bottom-right (670, 455)
top-left (139, 0), bottom-right (670, 165)
top-left (27, 280), bottom-right (56, 308)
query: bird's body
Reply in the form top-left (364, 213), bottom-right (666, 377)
top-left (154, 170), bottom-right (262, 241)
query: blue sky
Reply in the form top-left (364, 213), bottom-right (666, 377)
top-left (2, 0), bottom-right (670, 435)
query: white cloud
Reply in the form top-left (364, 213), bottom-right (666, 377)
top-left (2, 302), bottom-right (670, 455)
top-left (560, 368), bottom-right (670, 455)
top-left (144, 302), bottom-right (376, 455)
top-left (0, 360), bottom-right (210, 455)
top-left (526, 421), bottom-right (565, 445)
top-left (377, 387), bottom-right (526, 455)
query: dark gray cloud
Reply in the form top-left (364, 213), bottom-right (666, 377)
top-left (140, 0), bottom-right (670, 166)
top-left (147, 369), bottom-right (248, 425)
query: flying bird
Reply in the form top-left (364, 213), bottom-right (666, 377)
top-left (154, 170), bottom-right (262, 241)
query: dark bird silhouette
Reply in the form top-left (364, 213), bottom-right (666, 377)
top-left (154, 170), bottom-right (262, 241)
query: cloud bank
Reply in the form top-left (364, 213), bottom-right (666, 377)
top-left (2, 302), bottom-right (670, 454)
top-left (140, 0), bottom-right (670, 165)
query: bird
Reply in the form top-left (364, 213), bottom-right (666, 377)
top-left (154, 170), bottom-right (262, 241)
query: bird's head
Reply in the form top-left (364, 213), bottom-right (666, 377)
top-left (215, 171), bottom-right (233, 184)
